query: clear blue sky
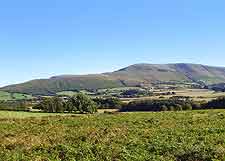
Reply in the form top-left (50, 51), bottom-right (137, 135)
top-left (0, 0), bottom-right (225, 87)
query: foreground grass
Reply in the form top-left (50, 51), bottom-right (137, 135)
top-left (1, 110), bottom-right (225, 160)
top-left (0, 111), bottom-right (76, 118)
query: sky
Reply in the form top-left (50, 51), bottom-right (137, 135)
top-left (0, 0), bottom-right (225, 87)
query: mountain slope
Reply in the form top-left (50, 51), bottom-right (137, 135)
top-left (1, 75), bottom-right (125, 95)
top-left (1, 63), bottom-right (225, 95)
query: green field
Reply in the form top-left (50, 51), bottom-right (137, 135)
top-left (1, 110), bottom-right (225, 160)
top-left (57, 91), bottom-right (78, 96)
top-left (0, 91), bottom-right (33, 101)
top-left (57, 90), bottom-right (95, 97)
top-left (121, 89), bottom-right (225, 102)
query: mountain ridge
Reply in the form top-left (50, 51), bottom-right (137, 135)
top-left (1, 63), bottom-right (225, 95)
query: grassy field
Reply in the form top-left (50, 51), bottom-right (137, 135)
top-left (0, 111), bottom-right (77, 118)
top-left (1, 110), bottom-right (225, 160)
top-left (121, 89), bottom-right (225, 102)
top-left (0, 110), bottom-right (117, 118)
top-left (0, 91), bottom-right (33, 101)
top-left (156, 89), bottom-right (225, 101)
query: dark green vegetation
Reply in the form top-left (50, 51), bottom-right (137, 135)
top-left (208, 83), bottom-right (225, 92)
top-left (205, 97), bottom-right (225, 109)
top-left (93, 97), bottom-right (123, 109)
top-left (1, 110), bottom-right (225, 160)
top-left (120, 89), bottom-right (152, 98)
top-left (2, 63), bottom-right (225, 95)
top-left (120, 98), bottom-right (199, 112)
top-left (34, 93), bottom-right (97, 114)
top-left (0, 100), bottom-right (32, 111)
top-left (120, 97), bottom-right (225, 112)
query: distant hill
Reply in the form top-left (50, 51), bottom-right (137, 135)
top-left (1, 63), bottom-right (225, 95)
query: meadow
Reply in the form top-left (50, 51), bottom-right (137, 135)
top-left (1, 110), bottom-right (225, 160)
top-left (0, 91), bottom-right (33, 101)
top-left (121, 89), bottom-right (225, 102)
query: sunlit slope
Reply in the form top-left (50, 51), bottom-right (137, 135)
top-left (1, 63), bottom-right (225, 95)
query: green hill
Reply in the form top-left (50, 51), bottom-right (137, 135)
top-left (1, 75), bottom-right (125, 96)
top-left (1, 63), bottom-right (225, 95)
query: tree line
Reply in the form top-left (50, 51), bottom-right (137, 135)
top-left (120, 96), bottom-right (225, 112)
top-left (0, 100), bottom-right (30, 111)
top-left (2, 93), bottom-right (225, 113)
top-left (120, 97), bottom-right (199, 112)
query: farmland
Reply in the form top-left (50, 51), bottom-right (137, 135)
top-left (0, 91), bottom-right (33, 101)
top-left (1, 110), bottom-right (225, 160)
top-left (121, 89), bottom-right (225, 102)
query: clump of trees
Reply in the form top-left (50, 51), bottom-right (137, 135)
top-left (121, 89), bottom-right (153, 98)
top-left (120, 96), bottom-right (225, 112)
top-left (34, 93), bottom-right (97, 114)
top-left (120, 97), bottom-right (201, 112)
top-left (93, 97), bottom-right (123, 109)
top-left (204, 97), bottom-right (225, 109)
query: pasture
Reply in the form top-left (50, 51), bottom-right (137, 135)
top-left (122, 89), bottom-right (225, 102)
top-left (0, 91), bottom-right (33, 101)
top-left (1, 110), bottom-right (225, 160)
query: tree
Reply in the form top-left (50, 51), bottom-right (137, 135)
top-left (52, 97), bottom-right (64, 113)
top-left (71, 93), bottom-right (97, 114)
top-left (183, 104), bottom-right (192, 110)
top-left (40, 98), bottom-right (54, 113)
top-left (65, 97), bottom-right (76, 113)
top-left (161, 105), bottom-right (168, 111)
top-left (168, 106), bottom-right (175, 111)
top-left (35, 97), bottom-right (64, 113)
top-left (175, 104), bottom-right (183, 111)
top-left (34, 94), bottom-right (97, 114)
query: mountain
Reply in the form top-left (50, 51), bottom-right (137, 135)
top-left (1, 63), bottom-right (225, 95)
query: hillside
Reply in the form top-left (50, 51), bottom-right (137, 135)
top-left (1, 75), bottom-right (125, 96)
top-left (1, 63), bottom-right (225, 95)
